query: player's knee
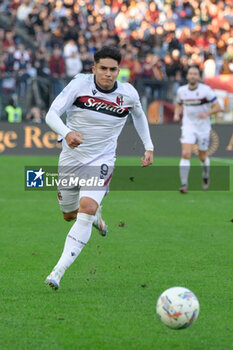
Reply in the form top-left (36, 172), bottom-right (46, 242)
top-left (199, 154), bottom-right (206, 162)
top-left (79, 197), bottom-right (98, 216)
top-left (182, 152), bottom-right (191, 160)
top-left (63, 211), bottom-right (78, 222)
top-left (199, 156), bottom-right (205, 162)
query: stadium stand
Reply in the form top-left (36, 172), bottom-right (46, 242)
top-left (0, 0), bottom-right (233, 121)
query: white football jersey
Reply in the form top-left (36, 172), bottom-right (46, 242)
top-left (46, 74), bottom-right (154, 164)
top-left (176, 83), bottom-right (216, 130)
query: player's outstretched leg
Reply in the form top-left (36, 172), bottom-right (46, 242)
top-left (179, 158), bottom-right (190, 193)
top-left (201, 156), bottom-right (210, 190)
top-left (45, 266), bottom-right (64, 290)
top-left (202, 177), bottom-right (209, 190)
top-left (93, 205), bottom-right (108, 236)
top-left (45, 212), bottom-right (95, 290)
top-left (63, 206), bottom-right (107, 236)
top-left (179, 143), bottom-right (192, 193)
top-left (179, 184), bottom-right (188, 194)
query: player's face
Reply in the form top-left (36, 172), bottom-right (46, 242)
top-left (92, 58), bottom-right (120, 90)
top-left (187, 68), bottom-right (200, 86)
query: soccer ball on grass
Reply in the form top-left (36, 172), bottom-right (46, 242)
top-left (156, 286), bottom-right (199, 329)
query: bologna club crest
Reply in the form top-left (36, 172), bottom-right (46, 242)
top-left (116, 95), bottom-right (124, 106)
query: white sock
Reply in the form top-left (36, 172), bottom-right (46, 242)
top-left (93, 205), bottom-right (100, 226)
top-left (201, 157), bottom-right (210, 178)
top-left (179, 158), bottom-right (190, 186)
top-left (55, 212), bottom-right (95, 277)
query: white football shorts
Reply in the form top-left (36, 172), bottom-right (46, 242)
top-left (180, 126), bottom-right (210, 151)
top-left (57, 149), bottom-right (114, 213)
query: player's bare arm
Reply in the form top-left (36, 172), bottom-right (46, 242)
top-left (173, 103), bottom-right (183, 122)
top-left (65, 131), bottom-right (84, 149)
top-left (198, 101), bottom-right (222, 119)
top-left (141, 150), bottom-right (153, 167)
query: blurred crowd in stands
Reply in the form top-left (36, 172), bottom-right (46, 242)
top-left (0, 0), bottom-right (233, 85)
top-left (0, 0), bottom-right (233, 122)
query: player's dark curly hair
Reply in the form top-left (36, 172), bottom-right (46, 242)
top-left (94, 46), bottom-right (121, 64)
top-left (187, 65), bottom-right (201, 75)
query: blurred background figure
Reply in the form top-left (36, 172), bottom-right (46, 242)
top-left (49, 47), bottom-right (66, 97)
top-left (80, 50), bottom-right (93, 74)
top-left (64, 39), bottom-right (82, 77)
top-left (26, 106), bottom-right (43, 123)
top-left (5, 96), bottom-right (22, 122)
top-left (203, 53), bottom-right (216, 78)
top-left (0, 0), bottom-right (232, 122)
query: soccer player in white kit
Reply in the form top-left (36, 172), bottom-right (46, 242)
top-left (45, 46), bottom-right (154, 290)
top-left (174, 66), bottom-right (221, 193)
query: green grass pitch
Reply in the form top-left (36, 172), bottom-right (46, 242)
top-left (0, 155), bottom-right (232, 350)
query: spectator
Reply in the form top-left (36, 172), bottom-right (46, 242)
top-left (13, 50), bottom-right (31, 96)
top-left (199, 7), bottom-right (211, 26)
top-left (224, 4), bottom-right (233, 26)
top-left (145, 2), bottom-right (159, 24)
top-left (153, 55), bottom-right (166, 80)
top-left (2, 30), bottom-right (16, 53)
top-left (5, 46), bottom-right (15, 73)
top-left (114, 3), bottom-right (129, 31)
top-left (179, 26), bottom-right (195, 47)
top-left (189, 53), bottom-right (203, 69)
top-left (170, 49), bottom-right (183, 81)
top-left (141, 52), bottom-right (164, 80)
top-left (164, 50), bottom-right (183, 81)
top-left (0, 54), bottom-right (6, 77)
top-left (64, 40), bottom-right (82, 77)
top-left (5, 97), bottom-right (22, 123)
top-left (26, 106), bottom-right (43, 123)
top-left (33, 47), bottom-right (49, 77)
top-left (221, 58), bottom-right (233, 74)
top-left (168, 32), bottom-right (182, 53)
top-left (65, 51), bottom-right (83, 77)
top-left (164, 54), bottom-right (174, 79)
top-left (25, 4), bottom-right (42, 36)
top-left (121, 51), bottom-right (141, 83)
top-left (53, 0), bottom-right (68, 20)
top-left (10, 0), bottom-right (23, 22)
top-left (64, 39), bottom-right (78, 59)
top-left (0, 27), bottom-right (4, 42)
top-left (203, 53), bottom-right (216, 78)
top-left (49, 47), bottom-right (66, 96)
top-left (16, 0), bottom-right (33, 24)
top-left (80, 51), bottom-right (93, 74)
top-left (31, 47), bottom-right (50, 107)
top-left (180, 55), bottom-right (189, 80)
top-left (49, 47), bottom-right (65, 78)
top-left (179, 0), bottom-right (195, 28)
top-left (14, 43), bottom-right (30, 62)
